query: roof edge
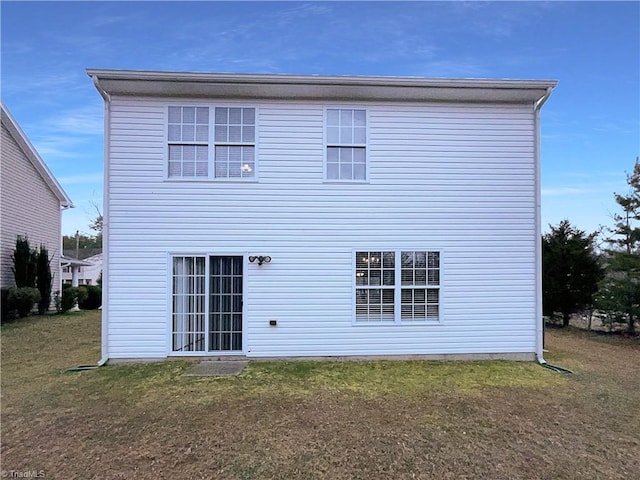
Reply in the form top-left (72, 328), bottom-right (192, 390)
top-left (86, 68), bottom-right (558, 89)
top-left (87, 69), bottom-right (557, 104)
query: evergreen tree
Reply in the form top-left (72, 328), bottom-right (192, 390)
top-left (597, 159), bottom-right (640, 334)
top-left (11, 236), bottom-right (37, 288)
top-left (542, 220), bottom-right (602, 327)
top-left (36, 245), bottom-right (53, 314)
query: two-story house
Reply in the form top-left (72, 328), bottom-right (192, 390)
top-left (89, 69), bottom-right (556, 363)
top-left (1, 102), bottom-right (73, 298)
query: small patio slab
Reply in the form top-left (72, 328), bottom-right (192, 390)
top-left (185, 360), bottom-right (248, 377)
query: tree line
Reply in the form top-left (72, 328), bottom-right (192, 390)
top-left (62, 204), bottom-right (103, 252)
top-left (543, 159), bottom-right (640, 334)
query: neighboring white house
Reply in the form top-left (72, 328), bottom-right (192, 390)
top-left (62, 250), bottom-right (103, 286)
top-left (0, 102), bottom-right (73, 296)
top-left (89, 69), bottom-right (556, 362)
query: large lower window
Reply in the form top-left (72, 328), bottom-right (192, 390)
top-left (400, 251), bottom-right (440, 321)
top-left (355, 250), bottom-right (440, 323)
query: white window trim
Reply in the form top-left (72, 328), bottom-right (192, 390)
top-left (166, 251), bottom-right (248, 356)
top-left (164, 104), bottom-right (260, 182)
top-left (323, 106), bottom-right (369, 184)
top-left (351, 249), bottom-right (444, 325)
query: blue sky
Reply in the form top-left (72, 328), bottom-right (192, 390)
top-left (2, 1), bottom-right (638, 236)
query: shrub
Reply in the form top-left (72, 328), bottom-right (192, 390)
top-left (79, 285), bottom-right (102, 310)
top-left (6, 287), bottom-right (41, 318)
top-left (12, 236), bottom-right (37, 288)
top-left (61, 287), bottom-right (77, 313)
top-left (36, 245), bottom-right (53, 314)
top-left (60, 286), bottom-right (88, 313)
top-left (1, 287), bottom-right (15, 323)
top-left (53, 290), bottom-right (62, 313)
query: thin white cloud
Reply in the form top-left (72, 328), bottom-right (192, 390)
top-left (89, 14), bottom-right (129, 27)
top-left (58, 173), bottom-right (103, 185)
top-left (451, 1), bottom-right (555, 39)
top-left (542, 180), bottom-right (623, 198)
top-left (269, 3), bottom-right (333, 26)
top-left (26, 105), bottom-right (103, 157)
top-left (17, 105), bottom-right (103, 169)
top-left (419, 59), bottom-right (489, 78)
top-left (542, 186), bottom-right (591, 197)
top-left (1, 72), bottom-right (84, 97)
top-left (52, 108), bottom-right (104, 136)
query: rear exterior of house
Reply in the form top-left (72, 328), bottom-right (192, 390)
top-left (89, 70), bottom-right (556, 362)
top-left (0, 103), bottom-right (72, 294)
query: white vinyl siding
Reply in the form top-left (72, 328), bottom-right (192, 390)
top-left (106, 97), bottom-right (537, 359)
top-left (0, 122), bottom-right (63, 295)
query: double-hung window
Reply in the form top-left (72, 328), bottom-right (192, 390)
top-left (168, 106), bottom-right (210, 178)
top-left (400, 251), bottom-right (440, 321)
top-left (355, 251), bottom-right (396, 321)
top-left (167, 106), bottom-right (256, 180)
top-left (326, 108), bottom-right (367, 181)
top-left (355, 250), bottom-right (441, 323)
top-left (214, 107), bottom-right (256, 179)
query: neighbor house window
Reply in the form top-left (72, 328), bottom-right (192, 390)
top-left (167, 106), bottom-right (209, 178)
top-left (355, 250), bottom-right (440, 322)
top-left (326, 108), bottom-right (367, 181)
top-left (214, 107), bottom-right (256, 179)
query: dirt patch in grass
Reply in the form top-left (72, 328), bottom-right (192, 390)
top-left (2, 312), bottom-right (639, 479)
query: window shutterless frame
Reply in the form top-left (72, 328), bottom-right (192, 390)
top-left (323, 106), bottom-right (369, 183)
top-left (352, 249), bottom-right (444, 325)
top-left (164, 104), bottom-right (259, 182)
top-left (165, 105), bottom-right (211, 181)
top-left (166, 252), bottom-right (247, 356)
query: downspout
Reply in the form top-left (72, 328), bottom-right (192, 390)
top-left (93, 75), bottom-right (111, 367)
top-left (534, 87), bottom-right (572, 374)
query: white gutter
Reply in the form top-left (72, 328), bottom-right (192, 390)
top-left (92, 74), bottom-right (111, 102)
top-left (534, 87), bottom-right (553, 365)
top-left (92, 75), bottom-right (110, 366)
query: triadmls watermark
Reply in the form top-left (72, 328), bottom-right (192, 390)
top-left (1, 471), bottom-right (45, 479)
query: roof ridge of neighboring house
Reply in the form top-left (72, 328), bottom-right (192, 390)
top-left (1, 101), bottom-right (73, 208)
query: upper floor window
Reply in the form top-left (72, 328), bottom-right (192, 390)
top-left (166, 106), bottom-right (256, 180)
top-left (168, 106), bottom-right (209, 178)
top-left (326, 108), bottom-right (367, 181)
top-left (214, 107), bottom-right (256, 179)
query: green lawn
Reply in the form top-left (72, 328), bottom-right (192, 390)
top-left (1, 311), bottom-right (638, 479)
